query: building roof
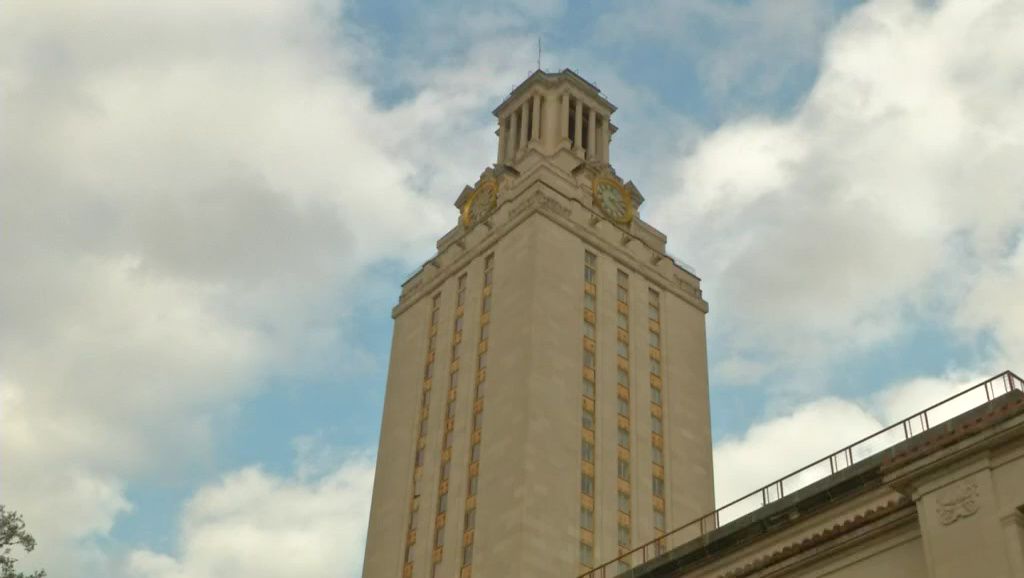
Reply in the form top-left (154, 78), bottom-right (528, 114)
top-left (583, 370), bottom-right (1024, 578)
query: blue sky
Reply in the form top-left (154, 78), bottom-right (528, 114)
top-left (2, 1), bottom-right (1023, 577)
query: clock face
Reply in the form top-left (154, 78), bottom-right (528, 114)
top-left (593, 178), bottom-right (632, 223)
top-left (462, 181), bottom-right (497, 228)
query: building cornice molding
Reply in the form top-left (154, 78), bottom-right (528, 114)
top-left (394, 184), bottom-right (707, 318)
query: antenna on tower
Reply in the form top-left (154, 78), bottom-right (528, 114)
top-left (537, 37), bottom-right (542, 71)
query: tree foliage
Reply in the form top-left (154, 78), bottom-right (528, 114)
top-left (0, 506), bottom-right (46, 578)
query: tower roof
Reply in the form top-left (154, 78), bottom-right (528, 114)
top-left (493, 69), bottom-right (616, 117)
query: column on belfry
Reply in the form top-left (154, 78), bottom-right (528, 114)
top-left (587, 108), bottom-right (596, 160)
top-left (531, 94), bottom-right (541, 143)
top-left (601, 119), bottom-right (611, 162)
top-left (508, 112), bottom-right (519, 161)
top-left (519, 101), bottom-right (529, 151)
top-left (560, 93), bottom-right (570, 143)
top-left (574, 99), bottom-right (583, 154)
top-left (497, 116), bottom-right (507, 163)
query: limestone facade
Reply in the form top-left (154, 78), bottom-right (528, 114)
top-left (361, 70), bottom-right (715, 578)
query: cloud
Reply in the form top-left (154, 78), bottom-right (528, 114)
top-left (651, 0), bottom-right (1024, 386)
top-left (596, 0), bottom-right (845, 112)
top-left (0, 1), bottom-right (535, 574)
top-left (126, 450), bottom-right (375, 578)
top-left (712, 369), bottom-right (996, 512)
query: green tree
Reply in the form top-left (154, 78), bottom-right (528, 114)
top-left (0, 506), bottom-right (46, 578)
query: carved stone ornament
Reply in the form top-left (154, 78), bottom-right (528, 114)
top-left (935, 479), bottom-right (980, 525)
top-left (510, 191), bottom-right (571, 220)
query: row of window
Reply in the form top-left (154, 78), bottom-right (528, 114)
top-left (649, 289), bottom-right (667, 548)
top-left (405, 293), bottom-right (443, 576)
top-left (579, 252), bottom-right (675, 567)
top-left (580, 251), bottom-right (598, 568)
top-left (430, 274), bottom-right (468, 576)
top-left (460, 253), bottom-right (493, 577)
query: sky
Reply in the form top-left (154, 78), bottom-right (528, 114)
top-left (1, 0), bottom-right (1023, 576)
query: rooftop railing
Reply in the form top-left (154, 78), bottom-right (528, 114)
top-left (580, 370), bottom-right (1024, 578)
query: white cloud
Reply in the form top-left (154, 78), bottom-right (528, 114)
top-left (712, 369), bottom-right (1000, 511)
top-left (0, 1), bottom-right (535, 575)
top-left (651, 0), bottom-right (1024, 385)
top-left (127, 451), bottom-right (376, 578)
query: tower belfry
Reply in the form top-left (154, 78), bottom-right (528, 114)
top-left (363, 70), bottom-right (713, 578)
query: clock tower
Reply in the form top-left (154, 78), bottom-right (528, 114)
top-left (362, 69), bottom-right (714, 578)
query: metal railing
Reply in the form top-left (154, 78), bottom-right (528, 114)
top-left (580, 370), bottom-right (1024, 578)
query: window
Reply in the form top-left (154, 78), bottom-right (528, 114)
top-left (584, 292), bottom-right (596, 311)
top-left (468, 475), bottom-right (478, 496)
top-left (420, 419), bottom-right (429, 437)
top-left (618, 270), bottom-right (629, 285)
top-left (435, 526), bottom-right (445, 547)
top-left (583, 377), bottom-right (595, 398)
top-left (416, 448), bottom-right (425, 467)
top-left (654, 509), bottom-right (666, 530)
top-left (480, 323), bottom-right (489, 341)
top-left (422, 390), bottom-right (431, 408)
top-left (471, 442), bottom-right (480, 463)
top-left (585, 251), bottom-right (597, 267)
top-left (482, 295), bottom-right (491, 313)
top-left (478, 352), bottom-right (487, 369)
top-left (455, 316), bottom-right (464, 332)
top-left (582, 439), bottom-right (594, 463)
top-left (424, 363), bottom-right (433, 379)
top-left (617, 397), bottom-right (629, 416)
top-left (583, 350), bottom-right (595, 369)
top-left (432, 308), bottom-right (440, 325)
top-left (406, 543), bottom-right (415, 563)
top-left (583, 321), bottom-right (595, 339)
top-left (447, 402), bottom-right (456, 418)
top-left (582, 407), bottom-right (595, 430)
top-left (484, 268), bottom-right (493, 287)
top-left (617, 286), bottom-right (628, 303)
top-left (650, 358), bottom-right (661, 377)
top-left (618, 458), bottom-right (630, 481)
top-left (652, 445), bottom-right (663, 465)
top-left (440, 460), bottom-right (450, 481)
top-left (428, 334), bottom-right (437, 352)
top-left (618, 368), bottom-right (629, 386)
top-left (618, 312), bottom-right (628, 329)
top-left (457, 275), bottom-right (466, 305)
top-left (462, 544), bottom-right (473, 566)
top-left (618, 524), bottom-right (630, 546)
top-left (464, 508), bottom-right (475, 530)
top-left (475, 381), bottom-right (485, 399)
top-left (409, 506), bottom-right (418, 528)
top-left (438, 493), bottom-right (448, 513)
top-left (617, 339), bottom-right (629, 359)
top-left (451, 343), bottom-right (460, 360)
top-left (652, 476), bottom-right (665, 498)
top-left (580, 506), bottom-right (594, 530)
top-left (450, 371), bottom-right (459, 388)
top-left (651, 385), bottom-right (662, 405)
top-left (581, 473), bottom-right (594, 496)
top-left (413, 475), bottom-right (421, 496)
top-left (652, 415), bottom-right (663, 435)
top-left (580, 542), bottom-right (594, 566)
top-left (484, 254), bottom-right (494, 286)
top-left (649, 331), bottom-right (660, 348)
top-left (443, 431), bottom-right (453, 449)
top-left (618, 491), bottom-right (630, 513)
top-left (618, 427), bottom-right (630, 448)
top-left (648, 304), bottom-right (659, 321)
top-left (473, 412), bottom-right (483, 431)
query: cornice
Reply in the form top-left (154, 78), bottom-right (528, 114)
top-left (393, 185), bottom-right (707, 319)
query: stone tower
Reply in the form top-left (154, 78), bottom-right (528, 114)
top-left (361, 69), bottom-right (714, 578)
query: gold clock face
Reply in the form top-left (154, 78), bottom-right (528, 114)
top-left (461, 180), bottom-right (497, 228)
top-left (592, 177), bottom-right (633, 223)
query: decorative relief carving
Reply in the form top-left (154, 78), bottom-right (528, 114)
top-left (936, 479), bottom-right (980, 525)
top-left (510, 191), bottom-right (571, 220)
